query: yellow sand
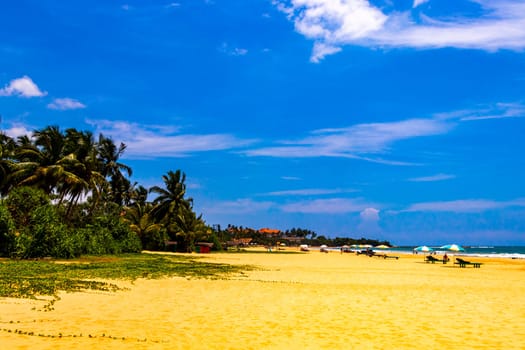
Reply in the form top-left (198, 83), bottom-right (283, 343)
top-left (2, 250), bottom-right (525, 349)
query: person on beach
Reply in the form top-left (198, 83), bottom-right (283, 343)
top-left (443, 253), bottom-right (449, 263)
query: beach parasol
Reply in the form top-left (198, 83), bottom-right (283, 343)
top-left (413, 245), bottom-right (433, 253)
top-left (375, 244), bottom-right (390, 249)
top-left (440, 244), bottom-right (465, 252)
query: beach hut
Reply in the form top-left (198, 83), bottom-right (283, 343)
top-left (196, 242), bottom-right (214, 253)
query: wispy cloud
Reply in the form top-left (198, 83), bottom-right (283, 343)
top-left (201, 198), bottom-right (275, 214)
top-left (219, 43), bottom-right (248, 56)
top-left (281, 176), bottom-right (301, 181)
top-left (274, 0), bottom-right (525, 62)
top-left (409, 173), bottom-right (456, 182)
top-left (413, 0), bottom-right (429, 8)
top-left (0, 76), bottom-right (47, 97)
top-left (265, 188), bottom-right (358, 196)
top-left (433, 102), bottom-right (525, 121)
top-left (47, 98), bottom-right (86, 110)
top-left (242, 102), bottom-right (523, 163)
top-left (86, 119), bottom-right (255, 158)
top-left (244, 117), bottom-right (451, 163)
top-left (281, 197), bottom-right (373, 214)
top-left (403, 198), bottom-right (525, 213)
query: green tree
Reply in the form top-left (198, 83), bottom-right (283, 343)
top-left (11, 126), bottom-right (85, 200)
top-left (0, 133), bottom-right (16, 196)
top-left (97, 135), bottom-right (132, 206)
top-left (149, 170), bottom-right (202, 251)
top-left (123, 202), bottom-right (166, 251)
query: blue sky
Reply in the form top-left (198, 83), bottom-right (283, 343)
top-left (1, 0), bottom-right (525, 245)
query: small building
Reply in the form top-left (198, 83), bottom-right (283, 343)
top-left (259, 228), bottom-right (281, 237)
top-left (196, 242), bottom-right (214, 253)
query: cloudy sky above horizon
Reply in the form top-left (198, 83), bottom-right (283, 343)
top-left (1, 0), bottom-right (525, 245)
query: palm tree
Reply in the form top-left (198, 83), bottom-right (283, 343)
top-left (0, 133), bottom-right (16, 196)
top-left (60, 129), bottom-right (106, 217)
top-left (122, 202), bottom-right (165, 250)
top-left (97, 135), bottom-right (132, 206)
top-left (149, 170), bottom-right (192, 223)
top-left (149, 170), bottom-right (197, 249)
top-left (11, 126), bottom-right (85, 197)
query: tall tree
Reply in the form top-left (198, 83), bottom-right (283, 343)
top-left (97, 135), bottom-right (132, 206)
top-left (0, 133), bottom-right (16, 196)
top-left (149, 170), bottom-right (198, 250)
top-left (149, 170), bottom-right (192, 223)
top-left (11, 126), bottom-right (84, 198)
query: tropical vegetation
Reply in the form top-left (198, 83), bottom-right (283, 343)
top-left (0, 126), bottom-right (209, 258)
top-left (0, 125), bottom-right (390, 259)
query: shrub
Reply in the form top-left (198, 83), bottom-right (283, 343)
top-left (11, 204), bottom-right (79, 259)
top-left (4, 187), bottom-right (50, 228)
top-left (0, 203), bottom-right (15, 256)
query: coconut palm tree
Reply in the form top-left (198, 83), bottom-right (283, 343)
top-left (149, 170), bottom-right (192, 222)
top-left (97, 134), bottom-right (132, 206)
top-left (60, 129), bottom-right (106, 217)
top-left (123, 201), bottom-right (165, 250)
top-left (149, 170), bottom-right (197, 249)
top-left (11, 126), bottom-right (85, 198)
top-left (0, 133), bottom-right (16, 196)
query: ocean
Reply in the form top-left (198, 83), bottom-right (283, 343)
top-left (393, 246), bottom-right (525, 259)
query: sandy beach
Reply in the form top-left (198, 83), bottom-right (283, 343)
top-left (2, 250), bottom-right (525, 349)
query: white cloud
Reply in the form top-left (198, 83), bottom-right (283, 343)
top-left (232, 48), bottom-right (248, 56)
top-left (2, 123), bottom-right (33, 138)
top-left (403, 198), bottom-right (525, 213)
top-left (219, 43), bottom-right (248, 56)
top-left (358, 207), bottom-right (381, 234)
top-left (311, 42), bottom-right (342, 63)
top-left (434, 102), bottom-right (525, 121)
top-left (244, 102), bottom-right (523, 163)
top-left (409, 173), bottom-right (456, 182)
top-left (281, 176), bottom-right (302, 181)
top-left (413, 0), bottom-right (429, 8)
top-left (281, 197), bottom-right (371, 213)
top-left (86, 119), bottom-right (255, 158)
top-left (360, 207), bottom-right (379, 221)
top-left (266, 188), bottom-right (357, 196)
top-left (0, 76), bottom-right (47, 97)
top-left (47, 98), bottom-right (86, 110)
top-left (275, 0), bottom-right (525, 62)
top-left (244, 117), bottom-right (451, 163)
top-left (201, 198), bottom-right (275, 214)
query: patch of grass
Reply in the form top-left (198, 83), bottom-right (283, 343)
top-left (0, 253), bottom-right (253, 305)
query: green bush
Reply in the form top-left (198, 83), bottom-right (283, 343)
top-left (5, 187), bottom-right (50, 228)
top-left (0, 203), bottom-right (15, 256)
top-left (11, 204), bottom-right (79, 259)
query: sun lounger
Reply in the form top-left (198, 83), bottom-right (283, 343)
top-left (425, 255), bottom-right (447, 264)
top-left (357, 250), bottom-right (399, 259)
top-left (454, 257), bottom-right (482, 268)
top-left (377, 254), bottom-right (399, 260)
top-left (356, 250), bottom-right (372, 256)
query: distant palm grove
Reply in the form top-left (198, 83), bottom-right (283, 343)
top-left (0, 126), bottom-right (389, 259)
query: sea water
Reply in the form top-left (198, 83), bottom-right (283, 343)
top-left (393, 246), bottom-right (525, 259)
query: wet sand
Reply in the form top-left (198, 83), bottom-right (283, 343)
top-left (2, 250), bottom-right (525, 349)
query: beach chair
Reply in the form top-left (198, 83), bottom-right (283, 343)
top-left (380, 254), bottom-right (400, 260)
top-left (454, 257), bottom-right (482, 268)
top-left (425, 255), bottom-right (446, 264)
